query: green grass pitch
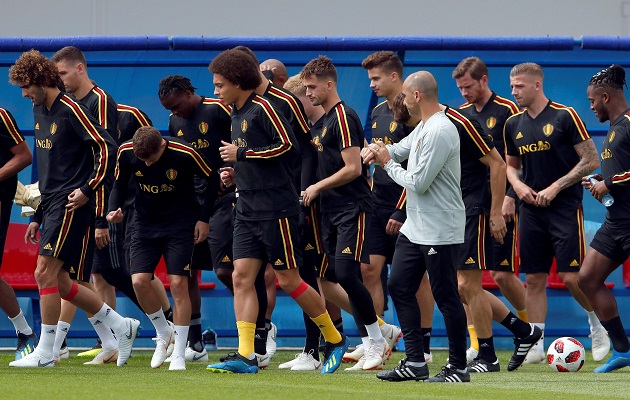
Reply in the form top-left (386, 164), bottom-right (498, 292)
top-left (2, 349), bottom-right (630, 400)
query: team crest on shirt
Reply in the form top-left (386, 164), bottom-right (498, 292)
top-left (486, 116), bottom-right (497, 129)
top-left (199, 122), bottom-right (208, 134)
top-left (166, 169), bottom-right (177, 181)
top-left (609, 131), bottom-right (616, 143)
top-left (542, 124), bottom-right (554, 137)
top-left (241, 120), bottom-right (248, 133)
top-left (50, 122), bottom-right (57, 135)
top-left (389, 121), bottom-right (398, 132)
top-left (321, 127), bottom-right (327, 138)
top-left (312, 136), bottom-right (323, 152)
top-left (372, 121), bottom-right (377, 129)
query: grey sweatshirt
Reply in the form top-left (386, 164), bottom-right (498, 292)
top-left (384, 110), bottom-right (465, 245)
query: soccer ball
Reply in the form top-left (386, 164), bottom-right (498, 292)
top-left (547, 337), bottom-right (586, 372)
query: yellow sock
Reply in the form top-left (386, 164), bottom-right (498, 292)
top-left (468, 324), bottom-right (479, 350)
top-left (312, 311), bottom-right (342, 344)
top-left (516, 309), bottom-right (529, 323)
top-left (236, 321), bottom-right (256, 358)
top-left (376, 316), bottom-right (385, 326)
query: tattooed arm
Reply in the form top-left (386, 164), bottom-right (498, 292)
top-left (535, 138), bottom-right (600, 207)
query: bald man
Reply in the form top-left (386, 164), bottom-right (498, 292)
top-left (260, 58), bottom-right (289, 87)
top-left (363, 71), bottom-right (469, 383)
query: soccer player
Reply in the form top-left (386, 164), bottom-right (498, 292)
top-left (579, 64), bottom-right (630, 372)
top-left (158, 75), bottom-right (231, 363)
top-left (504, 62), bottom-right (609, 364)
top-left (0, 107), bottom-right (35, 360)
top-left (51, 45), bottom-right (122, 364)
top-left (206, 49), bottom-right (348, 374)
top-left (260, 58), bottom-right (289, 88)
top-left (363, 71), bottom-right (469, 382)
top-left (452, 57), bottom-right (528, 362)
top-left (108, 126), bottom-right (217, 370)
top-left (300, 56), bottom-right (389, 371)
top-left (8, 49), bottom-right (139, 368)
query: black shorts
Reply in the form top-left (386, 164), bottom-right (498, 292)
top-left (320, 204), bottom-right (370, 264)
top-left (302, 201), bottom-right (325, 267)
top-left (457, 213), bottom-right (491, 271)
top-left (232, 215), bottom-right (302, 271)
top-left (209, 193), bottom-right (235, 269)
top-left (318, 254), bottom-right (337, 283)
top-left (589, 220), bottom-right (630, 265)
top-left (0, 193), bottom-right (13, 267)
top-left (123, 206), bottom-right (136, 271)
top-left (366, 206), bottom-right (398, 262)
top-left (519, 203), bottom-right (586, 274)
top-left (92, 222), bottom-right (126, 274)
top-left (488, 214), bottom-right (518, 272)
top-left (39, 192), bottom-right (95, 281)
top-left (129, 224), bottom-right (195, 276)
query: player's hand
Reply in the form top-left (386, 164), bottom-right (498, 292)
top-left (95, 227), bottom-right (110, 250)
top-left (194, 221), bottom-right (209, 244)
top-left (360, 145), bottom-right (376, 165)
top-left (220, 167), bottom-right (235, 187)
top-left (367, 142), bottom-right (391, 167)
top-left (385, 218), bottom-right (403, 235)
top-left (66, 188), bottom-right (89, 212)
top-left (502, 196), bottom-right (516, 223)
top-left (219, 140), bottom-right (239, 162)
top-left (107, 208), bottom-right (124, 223)
top-left (24, 222), bottom-right (40, 245)
top-left (582, 173), bottom-right (602, 190)
top-left (302, 184), bottom-right (321, 207)
top-left (536, 183), bottom-right (561, 207)
top-left (589, 179), bottom-right (610, 202)
top-left (513, 181), bottom-right (538, 206)
top-left (489, 212), bottom-right (507, 244)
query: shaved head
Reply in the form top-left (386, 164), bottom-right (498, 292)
top-left (405, 71), bottom-right (438, 100)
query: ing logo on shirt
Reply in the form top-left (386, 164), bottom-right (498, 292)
top-left (166, 169), bottom-right (178, 181)
top-left (50, 122), bottom-right (57, 135)
top-left (312, 136), bottom-right (324, 152)
top-left (389, 121), bottom-right (398, 132)
top-left (233, 137), bottom-right (247, 148)
top-left (36, 138), bottom-right (52, 149)
top-left (542, 123), bottom-right (554, 137)
top-left (193, 139), bottom-right (209, 149)
top-left (241, 120), bottom-right (248, 133)
top-left (486, 117), bottom-right (497, 129)
top-left (518, 140), bottom-right (551, 155)
top-left (199, 122), bottom-right (208, 134)
top-left (601, 148), bottom-right (612, 160)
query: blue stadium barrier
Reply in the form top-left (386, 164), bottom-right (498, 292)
top-left (2, 35), bottom-right (630, 350)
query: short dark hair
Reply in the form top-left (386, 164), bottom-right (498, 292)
top-left (589, 64), bottom-right (627, 91)
top-left (391, 92), bottom-right (411, 124)
top-left (51, 46), bottom-right (87, 66)
top-left (158, 75), bottom-right (197, 99)
top-left (133, 126), bottom-right (163, 159)
top-left (361, 51), bottom-right (403, 77)
top-left (300, 56), bottom-right (337, 83)
top-left (233, 45), bottom-right (260, 65)
top-left (208, 49), bottom-right (262, 90)
top-left (9, 49), bottom-right (60, 88)
top-left (452, 57), bottom-right (489, 80)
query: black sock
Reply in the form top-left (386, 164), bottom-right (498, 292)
top-left (163, 307), bottom-right (173, 323)
top-left (477, 336), bottom-right (497, 362)
top-left (265, 318), bottom-right (272, 332)
top-left (188, 312), bottom-right (203, 347)
top-left (601, 316), bottom-right (630, 353)
top-left (500, 312), bottom-right (531, 338)
top-left (333, 317), bottom-right (344, 334)
top-left (254, 329), bottom-right (267, 354)
top-left (304, 313), bottom-right (321, 361)
top-left (421, 327), bottom-right (432, 353)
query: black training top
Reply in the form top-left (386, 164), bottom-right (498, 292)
top-left (602, 109), bottom-right (630, 225)
top-left (0, 108), bottom-right (25, 196)
top-left (117, 104), bottom-right (152, 144)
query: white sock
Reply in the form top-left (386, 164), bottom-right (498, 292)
top-left (38, 324), bottom-right (57, 357)
top-left (365, 321), bottom-right (385, 343)
top-left (173, 325), bottom-right (189, 359)
top-left (361, 336), bottom-right (370, 349)
top-left (533, 323), bottom-right (545, 350)
top-left (147, 308), bottom-right (171, 339)
top-left (88, 316), bottom-right (117, 351)
top-left (9, 310), bottom-right (33, 336)
top-left (587, 311), bottom-right (604, 330)
top-left (94, 303), bottom-right (127, 336)
top-left (52, 321), bottom-right (71, 358)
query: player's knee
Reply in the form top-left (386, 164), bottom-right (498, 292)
top-left (215, 268), bottom-right (233, 286)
